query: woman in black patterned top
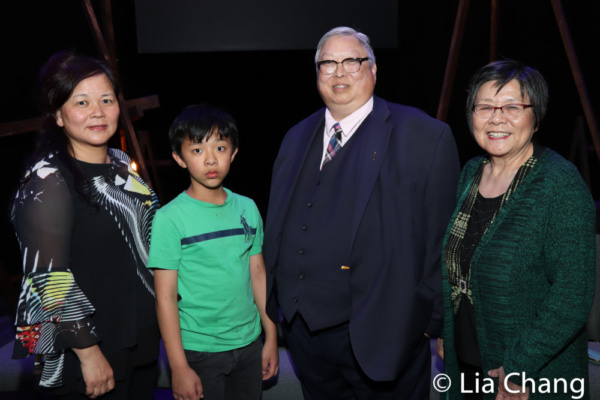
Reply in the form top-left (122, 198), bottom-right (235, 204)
top-left (11, 52), bottom-right (159, 399)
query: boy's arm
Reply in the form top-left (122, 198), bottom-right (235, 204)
top-left (249, 253), bottom-right (279, 380)
top-left (154, 269), bottom-right (204, 399)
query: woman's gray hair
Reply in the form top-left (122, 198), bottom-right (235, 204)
top-left (315, 26), bottom-right (376, 67)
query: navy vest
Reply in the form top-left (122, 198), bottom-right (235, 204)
top-left (277, 123), bottom-right (364, 331)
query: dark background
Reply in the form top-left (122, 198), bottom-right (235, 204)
top-left (135, 0), bottom-right (399, 52)
top-left (1, 0), bottom-right (599, 280)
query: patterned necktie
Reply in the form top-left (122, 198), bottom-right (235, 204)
top-left (322, 122), bottom-right (343, 169)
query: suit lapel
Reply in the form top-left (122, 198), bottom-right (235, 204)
top-left (350, 97), bottom-right (393, 241)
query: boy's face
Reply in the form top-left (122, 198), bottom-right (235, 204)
top-left (172, 133), bottom-right (237, 194)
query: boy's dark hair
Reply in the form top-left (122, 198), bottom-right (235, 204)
top-left (169, 104), bottom-right (239, 156)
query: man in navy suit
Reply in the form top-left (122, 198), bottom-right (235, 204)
top-left (264, 26), bottom-right (460, 399)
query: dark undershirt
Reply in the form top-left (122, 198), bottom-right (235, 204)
top-left (454, 191), bottom-right (503, 366)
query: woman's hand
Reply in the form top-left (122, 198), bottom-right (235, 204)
top-left (488, 366), bottom-right (529, 400)
top-left (73, 345), bottom-right (114, 398)
top-left (437, 338), bottom-right (444, 360)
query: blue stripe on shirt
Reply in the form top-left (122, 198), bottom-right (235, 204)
top-left (181, 228), bottom-right (257, 245)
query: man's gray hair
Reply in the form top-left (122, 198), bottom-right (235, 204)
top-left (315, 26), bottom-right (376, 67)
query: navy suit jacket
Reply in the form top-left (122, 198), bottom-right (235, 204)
top-left (264, 96), bottom-right (460, 381)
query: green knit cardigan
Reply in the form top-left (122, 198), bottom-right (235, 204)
top-left (441, 148), bottom-right (596, 400)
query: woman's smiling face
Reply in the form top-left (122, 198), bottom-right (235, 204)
top-left (472, 79), bottom-right (536, 160)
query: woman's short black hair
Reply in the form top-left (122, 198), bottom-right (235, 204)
top-left (169, 104), bottom-right (239, 156)
top-left (465, 59), bottom-right (549, 132)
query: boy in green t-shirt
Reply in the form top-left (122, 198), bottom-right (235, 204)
top-left (147, 104), bottom-right (278, 400)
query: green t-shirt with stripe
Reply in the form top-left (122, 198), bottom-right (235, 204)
top-left (147, 188), bottom-right (263, 352)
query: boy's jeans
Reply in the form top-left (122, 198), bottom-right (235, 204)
top-left (184, 337), bottom-right (263, 400)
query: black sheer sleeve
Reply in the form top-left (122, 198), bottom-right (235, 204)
top-left (11, 158), bottom-right (98, 385)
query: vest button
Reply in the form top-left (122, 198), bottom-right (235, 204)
top-left (299, 273), bottom-right (305, 279)
top-left (307, 202), bottom-right (313, 207)
top-left (316, 179), bottom-right (321, 185)
top-left (301, 225), bottom-right (307, 230)
top-left (293, 297), bottom-right (298, 303)
top-left (298, 249), bottom-right (305, 255)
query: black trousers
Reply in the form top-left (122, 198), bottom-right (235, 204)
top-left (284, 314), bottom-right (430, 400)
top-left (184, 338), bottom-right (263, 400)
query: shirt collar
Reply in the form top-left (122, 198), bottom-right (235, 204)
top-left (324, 96), bottom-right (374, 138)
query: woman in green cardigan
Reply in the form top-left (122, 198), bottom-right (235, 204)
top-left (438, 60), bottom-right (595, 400)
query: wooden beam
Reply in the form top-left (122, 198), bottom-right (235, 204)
top-left (551, 0), bottom-right (600, 165)
top-left (0, 95), bottom-right (160, 138)
top-left (490, 0), bottom-right (499, 61)
top-left (436, 0), bottom-right (471, 122)
top-left (82, 0), bottom-right (152, 187)
top-left (100, 0), bottom-right (118, 62)
top-left (127, 94), bottom-right (160, 111)
top-left (0, 118), bottom-right (43, 138)
top-left (82, 0), bottom-right (111, 63)
top-left (569, 116), bottom-right (591, 189)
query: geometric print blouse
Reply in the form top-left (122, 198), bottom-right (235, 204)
top-left (11, 148), bottom-right (159, 388)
